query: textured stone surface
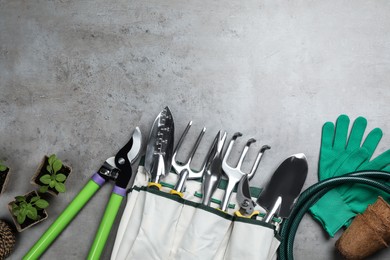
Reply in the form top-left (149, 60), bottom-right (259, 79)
top-left (0, 0), bottom-right (389, 259)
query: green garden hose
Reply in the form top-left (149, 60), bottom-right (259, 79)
top-left (278, 171), bottom-right (390, 260)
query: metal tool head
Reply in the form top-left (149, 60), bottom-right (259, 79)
top-left (204, 131), bottom-right (227, 169)
top-left (200, 130), bottom-right (227, 206)
top-left (256, 153), bottom-right (308, 219)
top-left (99, 127), bottom-right (142, 188)
top-left (222, 133), bottom-right (270, 181)
top-left (171, 121), bottom-right (207, 180)
top-left (144, 107), bottom-right (175, 183)
top-left (236, 175), bottom-right (256, 215)
top-left (220, 132), bottom-right (270, 211)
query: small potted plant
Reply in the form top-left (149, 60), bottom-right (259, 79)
top-left (8, 190), bottom-right (49, 232)
top-left (31, 154), bottom-right (72, 196)
top-left (0, 162), bottom-right (10, 195)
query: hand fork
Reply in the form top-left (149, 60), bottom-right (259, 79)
top-left (220, 132), bottom-right (270, 211)
top-left (170, 121), bottom-right (207, 197)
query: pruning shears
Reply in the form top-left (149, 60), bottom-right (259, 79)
top-left (23, 127), bottom-right (142, 260)
top-left (234, 175), bottom-right (259, 219)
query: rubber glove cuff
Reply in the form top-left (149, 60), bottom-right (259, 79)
top-left (309, 189), bottom-right (356, 237)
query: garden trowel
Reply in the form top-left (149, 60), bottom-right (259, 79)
top-left (257, 153), bottom-right (308, 223)
top-left (144, 106), bottom-right (175, 190)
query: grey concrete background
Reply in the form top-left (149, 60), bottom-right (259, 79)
top-left (1, 0), bottom-right (389, 259)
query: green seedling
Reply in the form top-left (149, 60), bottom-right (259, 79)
top-left (38, 154), bottom-right (67, 193)
top-left (11, 194), bottom-right (49, 224)
top-left (0, 162), bottom-right (7, 172)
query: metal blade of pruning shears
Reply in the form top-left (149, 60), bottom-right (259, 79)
top-left (235, 175), bottom-right (258, 218)
top-left (99, 127), bottom-right (142, 185)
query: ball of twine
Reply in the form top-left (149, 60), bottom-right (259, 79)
top-left (0, 220), bottom-right (16, 259)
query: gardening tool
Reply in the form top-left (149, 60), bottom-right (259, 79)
top-left (220, 132), bottom-right (270, 211)
top-left (234, 175), bottom-right (259, 218)
top-left (23, 127), bottom-right (142, 260)
top-left (257, 153), bottom-right (308, 223)
top-left (200, 130), bottom-right (227, 206)
top-left (145, 106), bottom-right (175, 190)
top-left (170, 121), bottom-right (207, 197)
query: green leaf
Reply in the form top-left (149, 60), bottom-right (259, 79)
top-left (55, 182), bottom-right (66, 193)
top-left (11, 203), bottom-right (19, 211)
top-left (12, 203), bottom-right (20, 215)
top-left (49, 180), bottom-right (56, 188)
top-left (48, 154), bottom-right (56, 165)
top-left (31, 207), bottom-right (38, 219)
top-left (26, 207), bottom-right (38, 220)
top-left (52, 160), bottom-right (62, 174)
top-left (40, 174), bottom-right (51, 184)
top-left (38, 185), bottom-right (49, 193)
top-left (17, 213), bottom-right (26, 224)
top-left (35, 199), bottom-right (49, 209)
top-left (30, 196), bottom-right (40, 203)
top-left (56, 174), bottom-right (66, 182)
top-left (26, 209), bottom-right (33, 219)
top-left (46, 165), bottom-right (52, 174)
top-left (0, 165), bottom-right (7, 171)
top-left (15, 196), bottom-right (26, 202)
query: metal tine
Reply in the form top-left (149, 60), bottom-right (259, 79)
top-left (172, 121), bottom-right (193, 162)
top-left (247, 145), bottom-right (271, 180)
top-left (222, 132), bottom-right (243, 170)
top-left (236, 138), bottom-right (256, 170)
top-left (201, 130), bottom-right (227, 206)
top-left (223, 133), bottom-right (257, 172)
top-left (172, 121), bottom-right (207, 179)
top-left (220, 132), bottom-right (270, 211)
top-left (186, 127), bottom-right (206, 167)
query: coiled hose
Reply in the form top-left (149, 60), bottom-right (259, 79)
top-left (278, 171), bottom-right (390, 260)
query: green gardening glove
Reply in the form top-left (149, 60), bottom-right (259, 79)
top-left (309, 115), bottom-right (390, 237)
top-left (317, 115), bottom-right (383, 180)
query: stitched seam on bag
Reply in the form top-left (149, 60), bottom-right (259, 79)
top-left (233, 217), bottom-right (275, 228)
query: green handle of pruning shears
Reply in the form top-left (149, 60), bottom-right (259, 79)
top-left (87, 192), bottom-right (123, 260)
top-left (23, 179), bottom-right (102, 260)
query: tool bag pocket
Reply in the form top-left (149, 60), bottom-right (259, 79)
top-left (266, 233), bottom-right (281, 260)
top-left (174, 205), bottom-right (233, 260)
top-left (111, 186), bottom-right (147, 260)
top-left (126, 188), bottom-right (185, 260)
top-left (169, 200), bottom-right (197, 258)
top-left (224, 218), bottom-right (281, 260)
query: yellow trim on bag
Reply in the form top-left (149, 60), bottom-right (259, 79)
top-left (234, 210), bottom-right (259, 219)
top-left (147, 182), bottom-right (162, 190)
top-left (169, 189), bottom-right (184, 198)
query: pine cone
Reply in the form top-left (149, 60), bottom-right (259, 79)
top-left (0, 220), bottom-right (16, 260)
